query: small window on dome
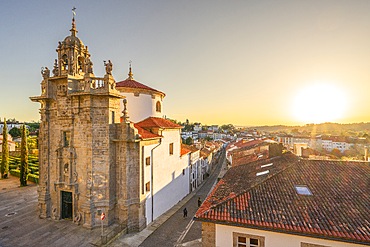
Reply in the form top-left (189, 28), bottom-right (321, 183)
top-left (156, 101), bottom-right (161, 112)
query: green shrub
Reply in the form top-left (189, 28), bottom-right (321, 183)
top-left (9, 165), bottom-right (18, 170)
top-left (28, 174), bottom-right (39, 184)
top-left (10, 169), bottom-right (20, 177)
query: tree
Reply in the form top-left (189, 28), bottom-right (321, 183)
top-left (184, 137), bottom-right (193, 145)
top-left (9, 127), bottom-right (21, 138)
top-left (27, 136), bottom-right (38, 150)
top-left (220, 124), bottom-right (235, 133)
top-left (20, 125), bottom-right (28, 186)
top-left (25, 122), bottom-right (40, 133)
top-left (1, 118), bottom-right (9, 179)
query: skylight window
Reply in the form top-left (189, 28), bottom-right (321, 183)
top-left (256, 170), bottom-right (269, 176)
top-left (261, 163), bottom-right (273, 168)
top-left (295, 185), bottom-right (312, 196)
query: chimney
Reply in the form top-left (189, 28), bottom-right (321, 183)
top-left (364, 146), bottom-right (368, 161)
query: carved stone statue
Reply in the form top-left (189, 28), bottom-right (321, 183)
top-left (41, 67), bottom-right (50, 79)
top-left (104, 60), bottom-right (113, 75)
top-left (52, 59), bottom-right (59, 76)
top-left (86, 57), bottom-right (93, 74)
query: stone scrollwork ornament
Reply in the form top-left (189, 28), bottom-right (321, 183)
top-left (41, 82), bottom-right (46, 95)
top-left (73, 171), bottom-right (78, 183)
top-left (52, 59), bottom-right (59, 76)
top-left (52, 207), bottom-right (58, 220)
top-left (74, 211), bottom-right (82, 224)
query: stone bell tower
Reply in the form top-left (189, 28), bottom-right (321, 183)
top-left (30, 14), bottom-right (124, 228)
top-left (54, 15), bottom-right (92, 77)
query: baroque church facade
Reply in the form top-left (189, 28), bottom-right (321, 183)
top-left (31, 16), bottom-right (190, 230)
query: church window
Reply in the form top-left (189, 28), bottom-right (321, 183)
top-left (62, 54), bottom-right (68, 70)
top-left (146, 157), bottom-right (151, 166)
top-left (169, 143), bottom-right (174, 155)
top-left (156, 101), bottom-right (161, 112)
top-left (63, 131), bottom-right (71, 147)
top-left (78, 57), bottom-right (84, 73)
top-left (145, 182), bottom-right (150, 192)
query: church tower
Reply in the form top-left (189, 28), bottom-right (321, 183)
top-left (30, 14), bottom-right (130, 228)
top-left (55, 15), bottom-right (91, 77)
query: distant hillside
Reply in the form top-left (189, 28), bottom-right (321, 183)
top-left (251, 122), bottom-right (370, 135)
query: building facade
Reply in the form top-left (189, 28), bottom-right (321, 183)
top-left (31, 16), bottom-right (190, 230)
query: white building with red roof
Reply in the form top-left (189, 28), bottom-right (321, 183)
top-left (134, 116), bottom-right (190, 224)
top-left (116, 67), bottom-right (165, 122)
top-left (195, 153), bottom-right (370, 247)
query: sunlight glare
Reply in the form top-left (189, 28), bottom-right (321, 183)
top-left (292, 82), bottom-right (348, 124)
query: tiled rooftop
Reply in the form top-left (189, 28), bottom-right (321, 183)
top-left (116, 78), bottom-right (165, 96)
top-left (181, 144), bottom-right (192, 156)
top-left (136, 117), bottom-right (182, 129)
top-left (195, 153), bottom-right (370, 244)
top-left (133, 123), bottom-right (162, 140)
top-left (227, 139), bottom-right (264, 150)
top-left (232, 150), bottom-right (269, 167)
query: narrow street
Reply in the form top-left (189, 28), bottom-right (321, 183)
top-left (139, 149), bottom-right (226, 247)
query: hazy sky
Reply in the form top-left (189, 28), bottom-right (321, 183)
top-left (2, 0), bottom-right (370, 126)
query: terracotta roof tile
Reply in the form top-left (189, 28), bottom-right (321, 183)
top-left (133, 123), bottom-right (162, 140)
top-left (116, 78), bottom-right (165, 96)
top-left (181, 144), bottom-right (191, 156)
top-left (200, 148), bottom-right (211, 158)
top-left (195, 154), bottom-right (370, 245)
top-left (136, 117), bottom-right (182, 129)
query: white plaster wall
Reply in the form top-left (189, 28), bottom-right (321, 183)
top-left (142, 143), bottom-right (158, 225)
top-left (119, 92), bottom-right (163, 123)
top-left (0, 141), bottom-right (16, 152)
top-left (142, 129), bottom-right (190, 224)
top-left (216, 224), bottom-right (367, 247)
top-left (152, 129), bottom-right (189, 220)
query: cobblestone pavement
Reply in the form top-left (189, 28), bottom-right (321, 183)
top-left (109, 149), bottom-right (226, 247)
top-left (0, 176), bottom-right (101, 247)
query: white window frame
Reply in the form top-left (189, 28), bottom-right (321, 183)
top-left (232, 232), bottom-right (265, 247)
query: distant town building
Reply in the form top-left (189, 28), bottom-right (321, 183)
top-left (0, 134), bottom-right (16, 152)
top-left (277, 134), bottom-right (358, 154)
top-left (0, 122), bottom-right (29, 133)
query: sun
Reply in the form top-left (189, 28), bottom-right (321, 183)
top-left (292, 82), bottom-right (348, 124)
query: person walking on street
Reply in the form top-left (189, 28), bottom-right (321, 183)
top-left (183, 207), bottom-right (187, 218)
top-left (198, 197), bottom-right (202, 207)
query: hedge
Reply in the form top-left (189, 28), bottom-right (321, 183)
top-left (10, 169), bottom-right (39, 184)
